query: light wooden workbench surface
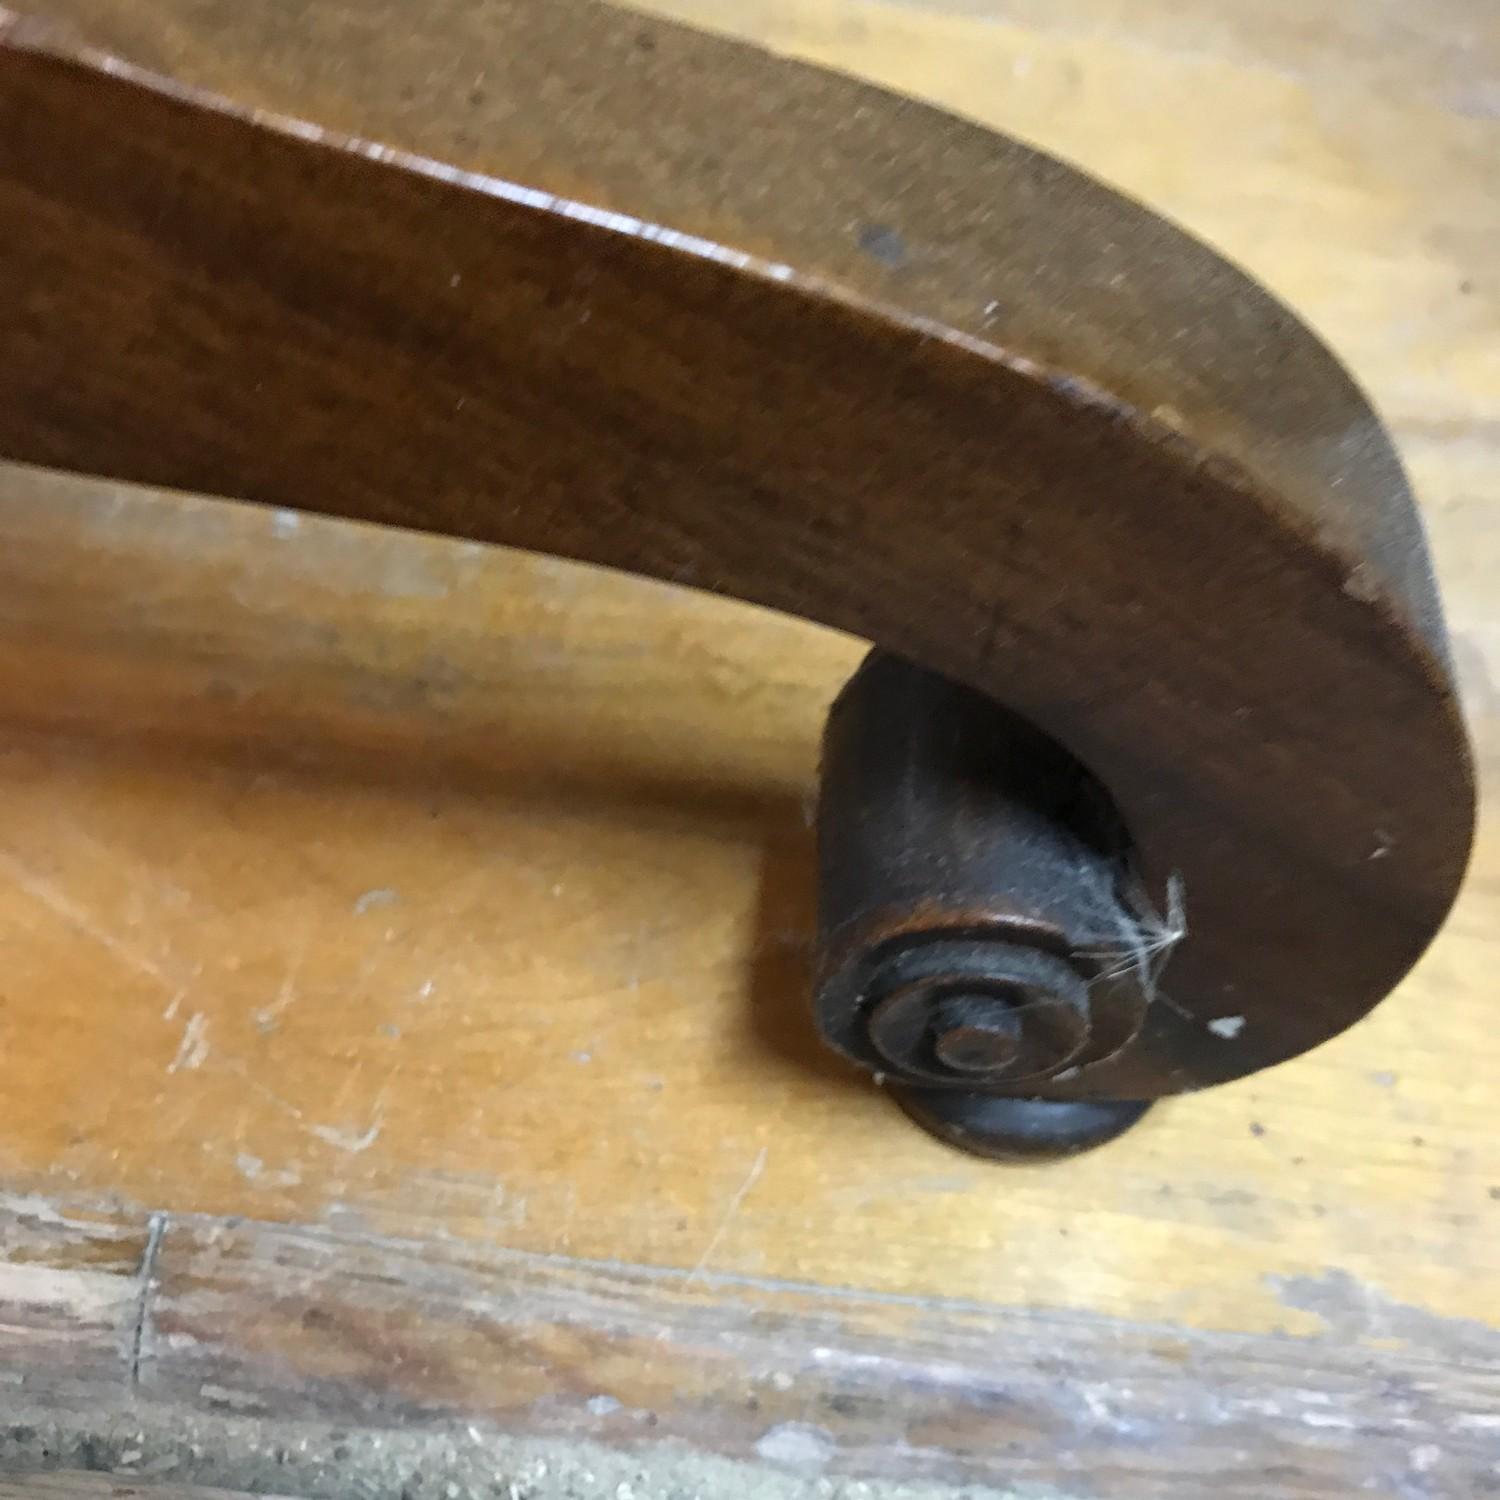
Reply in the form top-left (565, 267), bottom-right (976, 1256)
top-left (1, 2), bottom-right (1497, 1495)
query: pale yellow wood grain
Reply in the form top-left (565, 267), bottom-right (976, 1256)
top-left (0, 0), bottom-right (1495, 1351)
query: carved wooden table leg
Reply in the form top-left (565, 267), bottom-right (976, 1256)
top-left (0, 0), bottom-right (1474, 1157)
top-left (816, 651), bottom-right (1166, 1156)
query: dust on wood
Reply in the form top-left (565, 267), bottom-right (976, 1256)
top-left (2, 1198), bottom-right (1498, 1499)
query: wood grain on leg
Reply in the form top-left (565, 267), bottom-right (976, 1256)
top-left (0, 0), bottom-right (1475, 1098)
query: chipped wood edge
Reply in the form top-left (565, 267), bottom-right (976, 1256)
top-left (2, 1199), bottom-right (1497, 1499)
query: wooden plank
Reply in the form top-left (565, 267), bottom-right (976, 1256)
top-left (0, 1198), bottom-right (150, 1400)
top-left (3, 1202), bottom-right (1499, 1498)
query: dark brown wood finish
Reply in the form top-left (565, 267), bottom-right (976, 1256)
top-left (0, 1), bottom-right (1475, 1097)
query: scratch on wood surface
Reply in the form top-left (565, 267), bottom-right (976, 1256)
top-left (130, 1211), bottom-right (167, 1387)
top-left (226, 1067), bottom-right (380, 1154)
top-left (302, 1062), bottom-right (400, 1155)
top-left (254, 921), bottom-right (312, 1031)
top-left (686, 1147), bottom-right (767, 1285)
top-left (218, 1058), bottom-right (380, 1156)
top-left (306, 1121), bottom-right (382, 1154)
top-left (222, 1060), bottom-right (304, 1121)
top-left (0, 847), bottom-right (179, 993)
top-left (168, 1012), bottom-right (211, 1073)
